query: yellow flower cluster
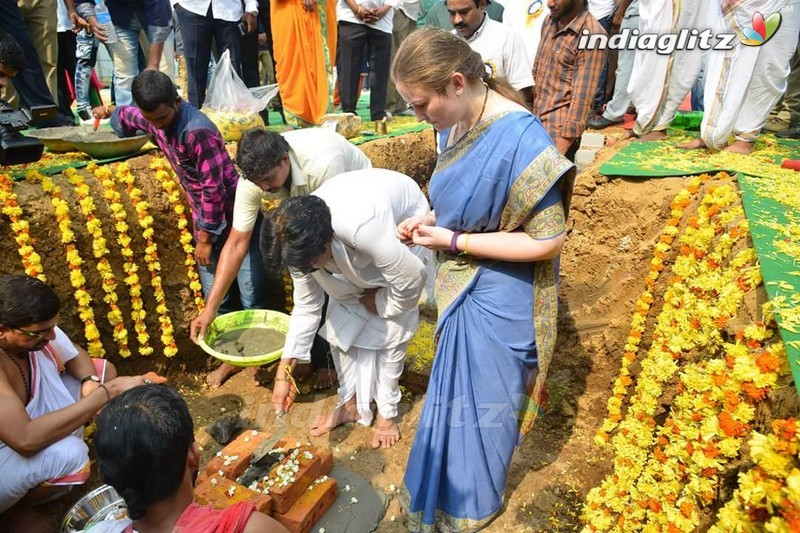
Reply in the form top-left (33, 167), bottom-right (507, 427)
top-left (115, 163), bottom-right (178, 357)
top-left (64, 168), bottom-right (131, 358)
top-left (149, 157), bottom-right (204, 312)
top-left (0, 174), bottom-right (46, 280)
top-left (709, 418), bottom-right (800, 532)
top-left (39, 173), bottom-right (104, 357)
top-left (584, 178), bottom-right (782, 531)
top-left (92, 162), bottom-right (152, 356)
top-left (599, 174), bottom-right (711, 436)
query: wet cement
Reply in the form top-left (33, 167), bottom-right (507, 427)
top-left (212, 328), bottom-right (286, 358)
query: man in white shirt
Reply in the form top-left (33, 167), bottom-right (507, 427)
top-left (447, 0), bottom-right (534, 106)
top-left (270, 169), bottom-right (430, 449)
top-left (174, 0), bottom-right (258, 107)
top-left (190, 127), bottom-right (372, 388)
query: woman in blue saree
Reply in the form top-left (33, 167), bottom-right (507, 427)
top-left (393, 29), bottom-right (576, 531)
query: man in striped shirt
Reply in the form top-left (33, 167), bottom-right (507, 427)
top-left (532, 0), bottom-right (607, 160)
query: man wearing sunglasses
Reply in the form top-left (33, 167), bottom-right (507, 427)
top-left (0, 275), bottom-right (159, 531)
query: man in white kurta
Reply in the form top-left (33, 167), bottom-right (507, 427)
top-left (272, 169), bottom-right (431, 449)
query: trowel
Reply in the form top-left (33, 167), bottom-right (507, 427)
top-left (250, 412), bottom-right (287, 465)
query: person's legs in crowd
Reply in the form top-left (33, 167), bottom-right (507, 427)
top-left (591, 14), bottom-right (612, 113)
top-left (106, 19), bottom-right (143, 106)
top-left (73, 30), bottom-right (98, 121)
top-left (19, 0), bottom-right (58, 105)
top-left (175, 5), bottom-right (213, 107)
top-left (56, 28), bottom-right (77, 120)
top-left (777, 45), bottom-right (800, 138)
top-left (367, 26), bottom-right (392, 121)
top-left (337, 21), bottom-right (368, 114)
top-left (589, 9), bottom-right (638, 129)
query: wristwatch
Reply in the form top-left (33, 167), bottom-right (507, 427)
top-left (81, 374), bottom-right (101, 385)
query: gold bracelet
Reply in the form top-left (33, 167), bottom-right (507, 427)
top-left (464, 233), bottom-right (470, 255)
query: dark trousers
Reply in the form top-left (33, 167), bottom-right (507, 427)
top-left (0, 2), bottom-right (59, 113)
top-left (57, 30), bottom-right (77, 119)
top-left (175, 4), bottom-right (243, 108)
top-left (593, 15), bottom-right (613, 112)
top-left (337, 21), bottom-right (392, 121)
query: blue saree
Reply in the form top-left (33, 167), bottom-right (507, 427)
top-left (401, 112), bottom-right (574, 532)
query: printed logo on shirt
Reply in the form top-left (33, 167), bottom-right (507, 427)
top-left (741, 11), bottom-right (782, 46)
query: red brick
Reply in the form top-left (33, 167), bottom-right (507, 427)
top-left (194, 475), bottom-right (273, 515)
top-left (274, 477), bottom-right (337, 533)
top-left (204, 430), bottom-right (272, 479)
top-left (268, 445), bottom-right (332, 514)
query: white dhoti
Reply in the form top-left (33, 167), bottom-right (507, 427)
top-left (630, 0), bottom-right (707, 135)
top-left (702, 0), bottom-right (800, 149)
top-left (0, 328), bottom-right (98, 513)
top-left (331, 343), bottom-right (407, 426)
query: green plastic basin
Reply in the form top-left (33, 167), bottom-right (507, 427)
top-left (199, 309), bottom-right (290, 368)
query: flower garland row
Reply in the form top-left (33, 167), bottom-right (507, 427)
top-left (63, 168), bottom-right (131, 358)
top-left (115, 162), bottom-right (178, 357)
top-left (709, 418), bottom-right (800, 532)
top-left (149, 158), bottom-right (204, 312)
top-left (40, 174), bottom-right (105, 357)
top-left (583, 181), bottom-right (781, 531)
top-left (91, 163), bottom-right (153, 356)
top-left (0, 174), bottom-right (46, 280)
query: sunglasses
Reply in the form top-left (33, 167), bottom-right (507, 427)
top-left (13, 324), bottom-right (57, 338)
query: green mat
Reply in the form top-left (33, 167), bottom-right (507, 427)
top-left (599, 134), bottom-right (800, 179)
top-left (738, 173), bottom-right (800, 396)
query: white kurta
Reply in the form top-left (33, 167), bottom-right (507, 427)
top-left (701, 0), bottom-right (800, 148)
top-left (282, 169), bottom-right (431, 423)
top-left (0, 328), bottom-right (90, 513)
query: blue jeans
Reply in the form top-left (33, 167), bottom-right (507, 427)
top-left (198, 218), bottom-right (267, 314)
top-left (104, 20), bottom-right (143, 106)
top-left (74, 30), bottom-right (98, 119)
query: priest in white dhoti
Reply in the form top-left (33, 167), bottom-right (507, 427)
top-left (679, 0), bottom-right (800, 153)
top-left (628, 0), bottom-right (708, 139)
top-left (268, 169), bottom-right (431, 449)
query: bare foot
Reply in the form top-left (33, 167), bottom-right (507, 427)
top-left (206, 363), bottom-right (241, 388)
top-left (676, 137), bottom-right (707, 150)
top-left (292, 363), bottom-right (314, 383)
top-left (639, 130), bottom-right (668, 141)
top-left (309, 399), bottom-right (360, 437)
top-left (313, 367), bottom-right (338, 390)
top-left (371, 414), bottom-right (401, 449)
top-left (247, 366), bottom-right (262, 387)
top-left (723, 140), bottom-right (754, 154)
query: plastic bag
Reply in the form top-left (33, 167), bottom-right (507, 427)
top-left (201, 50), bottom-right (279, 141)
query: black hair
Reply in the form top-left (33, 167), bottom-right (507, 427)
top-left (236, 127), bottom-right (291, 182)
top-left (0, 275), bottom-right (60, 328)
top-left (131, 70), bottom-right (179, 112)
top-left (0, 30), bottom-right (25, 74)
top-left (95, 385), bottom-right (194, 521)
top-left (260, 195), bottom-right (333, 277)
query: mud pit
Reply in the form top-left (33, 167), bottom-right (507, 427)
top-left (3, 127), bottom-right (789, 531)
top-left (212, 328), bottom-right (286, 357)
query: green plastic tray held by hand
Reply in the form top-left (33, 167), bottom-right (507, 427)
top-left (199, 309), bottom-right (290, 368)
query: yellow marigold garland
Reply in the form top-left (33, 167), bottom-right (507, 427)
top-left (64, 168), bottom-right (131, 358)
top-left (583, 180), bottom-right (783, 531)
top-left (709, 418), bottom-right (800, 532)
top-left (0, 174), bottom-right (46, 280)
top-left (39, 172), bottom-right (104, 357)
top-left (115, 162), bottom-right (178, 357)
top-left (149, 157), bottom-right (204, 312)
top-left (91, 162), bottom-right (152, 356)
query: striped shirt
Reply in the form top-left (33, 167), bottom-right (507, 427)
top-left (532, 10), bottom-right (607, 141)
top-left (111, 103), bottom-right (238, 240)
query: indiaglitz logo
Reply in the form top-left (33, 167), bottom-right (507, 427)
top-left (741, 11), bottom-right (782, 46)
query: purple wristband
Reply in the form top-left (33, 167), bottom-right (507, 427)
top-left (450, 230), bottom-right (462, 254)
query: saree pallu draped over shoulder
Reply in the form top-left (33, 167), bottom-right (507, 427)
top-left (401, 112), bottom-right (574, 532)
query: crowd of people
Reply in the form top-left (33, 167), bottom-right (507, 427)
top-left (2, 0), bottom-right (800, 531)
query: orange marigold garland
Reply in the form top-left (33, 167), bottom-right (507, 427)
top-left (149, 157), bottom-right (204, 312)
top-left (92, 162), bottom-right (152, 356)
top-left (39, 173), bottom-right (104, 357)
top-left (64, 168), bottom-right (131, 358)
top-left (0, 174), bottom-right (46, 280)
top-left (115, 162), bottom-right (178, 357)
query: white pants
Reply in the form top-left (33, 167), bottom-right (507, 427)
top-left (332, 343), bottom-right (407, 426)
top-left (630, 0), bottom-right (707, 134)
top-left (603, 8), bottom-right (640, 120)
top-left (702, 0), bottom-right (800, 148)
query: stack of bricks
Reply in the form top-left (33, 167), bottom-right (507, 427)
top-left (194, 430), bottom-right (338, 533)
